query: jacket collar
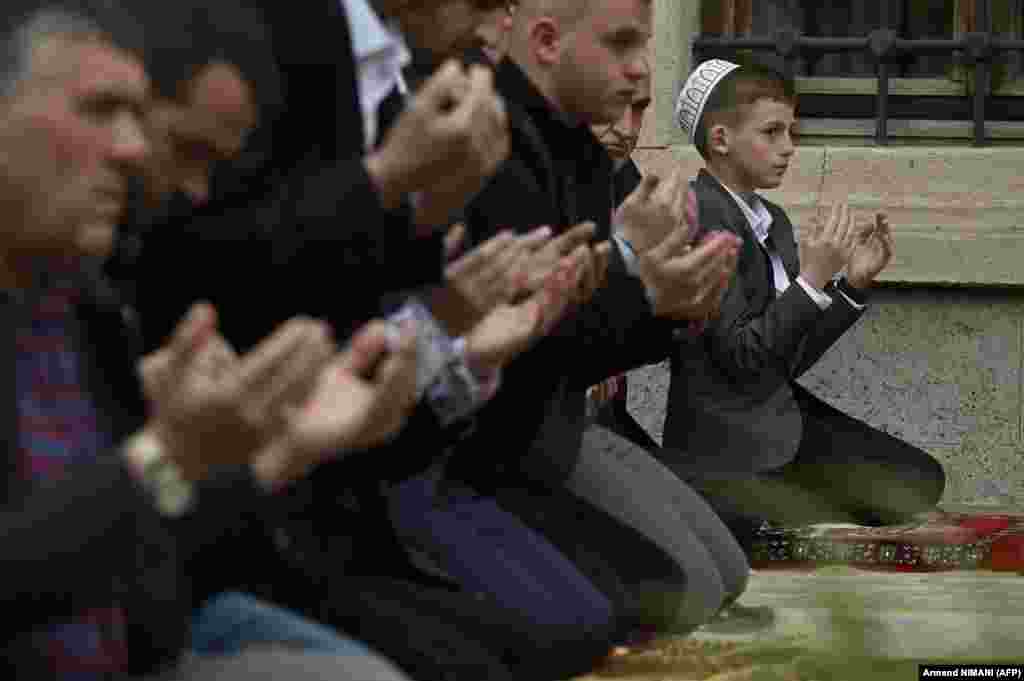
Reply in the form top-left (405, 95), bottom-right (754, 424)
top-left (613, 158), bottom-right (643, 209)
top-left (696, 168), bottom-right (749, 231)
top-left (494, 57), bottom-right (611, 171)
top-left (696, 168), bottom-right (799, 277)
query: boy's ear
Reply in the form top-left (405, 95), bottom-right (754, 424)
top-left (708, 123), bottom-right (730, 156)
top-left (530, 18), bottom-right (561, 67)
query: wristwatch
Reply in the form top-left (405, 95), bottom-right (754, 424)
top-left (124, 431), bottom-right (195, 518)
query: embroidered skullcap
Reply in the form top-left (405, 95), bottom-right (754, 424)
top-left (675, 59), bottom-right (741, 144)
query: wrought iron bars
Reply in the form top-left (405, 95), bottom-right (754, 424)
top-left (692, 0), bottom-right (1024, 145)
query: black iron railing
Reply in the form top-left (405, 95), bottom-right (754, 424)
top-left (693, 0), bottom-right (1024, 145)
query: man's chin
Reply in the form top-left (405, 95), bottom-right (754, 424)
top-left (603, 147), bottom-right (627, 163)
top-left (76, 222), bottom-right (117, 260)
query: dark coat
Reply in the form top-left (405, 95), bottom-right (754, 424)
top-left (594, 158), bottom-right (660, 450)
top-left (132, 0), bottom-right (445, 355)
top-left (0, 272), bottom-right (277, 677)
top-left (663, 169), bottom-right (864, 474)
top-left (119, 0), bottom-right (467, 577)
top-left (445, 58), bottom-right (677, 491)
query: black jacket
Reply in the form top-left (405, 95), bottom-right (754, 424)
top-left (445, 58), bottom-right (677, 491)
top-left (121, 0), bottom-right (472, 598)
top-left (663, 169), bottom-right (865, 474)
top-left (594, 159), bottom-right (660, 450)
top-left (0, 272), bottom-right (277, 677)
top-left (133, 0), bottom-right (445, 355)
top-left (613, 158), bottom-right (643, 210)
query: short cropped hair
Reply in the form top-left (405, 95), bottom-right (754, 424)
top-left (0, 0), bottom-right (143, 102)
top-left (138, 0), bottom-right (282, 120)
top-left (523, 0), bottom-right (651, 26)
top-left (694, 61), bottom-right (796, 160)
top-left (515, 0), bottom-right (590, 25)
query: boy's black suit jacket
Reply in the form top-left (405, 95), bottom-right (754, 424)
top-left (663, 169), bottom-right (864, 474)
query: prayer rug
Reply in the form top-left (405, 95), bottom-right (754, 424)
top-left (748, 511), bottom-right (1024, 573)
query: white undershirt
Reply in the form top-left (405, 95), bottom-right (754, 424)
top-left (340, 0), bottom-right (410, 150)
top-left (717, 182), bottom-right (834, 309)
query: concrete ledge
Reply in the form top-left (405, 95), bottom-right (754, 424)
top-left (634, 145), bottom-right (1024, 286)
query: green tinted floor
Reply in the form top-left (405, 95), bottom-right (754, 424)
top-left (576, 506), bottom-right (1024, 681)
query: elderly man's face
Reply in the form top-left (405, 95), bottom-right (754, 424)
top-left (0, 36), bottom-right (149, 263)
top-left (142, 61), bottom-right (257, 208)
top-left (592, 66), bottom-right (651, 162)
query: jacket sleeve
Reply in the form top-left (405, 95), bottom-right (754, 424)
top-left (559, 247), bottom-right (679, 390)
top-left (791, 281), bottom-right (865, 378)
top-left (245, 153), bottom-right (445, 297)
top-left (313, 400), bottom-right (462, 487)
top-left (698, 209), bottom-right (827, 390)
top-left (710, 273), bottom-right (823, 377)
top-left (0, 445), bottom-right (289, 643)
top-left (135, 153), bottom-right (445, 352)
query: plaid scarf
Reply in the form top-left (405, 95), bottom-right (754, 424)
top-left (14, 269), bottom-right (129, 679)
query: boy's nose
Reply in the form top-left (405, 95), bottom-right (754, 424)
top-left (780, 132), bottom-right (796, 156)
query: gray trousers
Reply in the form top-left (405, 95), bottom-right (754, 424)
top-left (147, 650), bottom-right (412, 681)
top-left (567, 426), bottom-right (750, 632)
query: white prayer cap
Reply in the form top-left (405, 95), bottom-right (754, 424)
top-left (675, 59), bottom-right (741, 144)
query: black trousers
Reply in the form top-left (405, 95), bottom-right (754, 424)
top-left (496, 426), bottom-right (751, 639)
top-left (660, 384), bottom-right (946, 542)
top-left (254, 476), bottom-right (613, 681)
top-left (595, 395), bottom-right (660, 452)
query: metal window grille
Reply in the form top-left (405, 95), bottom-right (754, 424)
top-left (693, 0), bottom-right (1024, 145)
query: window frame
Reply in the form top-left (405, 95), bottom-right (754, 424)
top-left (695, 0), bottom-right (1024, 145)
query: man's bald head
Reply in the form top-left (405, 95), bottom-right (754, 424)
top-left (507, 0), bottom-right (651, 126)
top-left (514, 0), bottom-right (589, 27)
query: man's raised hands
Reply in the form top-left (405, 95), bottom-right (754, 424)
top-left (137, 304), bottom-right (334, 482)
top-left (366, 61), bottom-right (510, 230)
top-left (252, 320), bottom-right (420, 487)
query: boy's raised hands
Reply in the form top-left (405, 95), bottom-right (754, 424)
top-left (846, 213), bottom-right (894, 289)
top-left (799, 201), bottom-right (858, 290)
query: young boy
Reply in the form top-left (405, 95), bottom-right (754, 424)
top-left (661, 59), bottom-right (946, 547)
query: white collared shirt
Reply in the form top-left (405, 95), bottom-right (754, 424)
top-left (340, 1), bottom-right (496, 421)
top-left (340, 0), bottom-right (410, 150)
top-left (716, 182), bottom-right (866, 310)
top-left (613, 180), bottom-right (864, 311)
